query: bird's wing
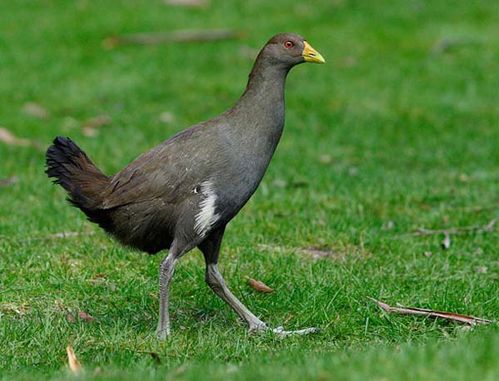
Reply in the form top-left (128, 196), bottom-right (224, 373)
top-left (99, 125), bottom-right (220, 210)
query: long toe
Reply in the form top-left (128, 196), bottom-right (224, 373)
top-left (272, 326), bottom-right (320, 337)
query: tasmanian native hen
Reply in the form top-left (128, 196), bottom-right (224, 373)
top-left (46, 33), bottom-right (325, 339)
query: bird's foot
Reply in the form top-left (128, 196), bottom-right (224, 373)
top-left (156, 327), bottom-right (171, 341)
top-left (248, 321), bottom-right (268, 333)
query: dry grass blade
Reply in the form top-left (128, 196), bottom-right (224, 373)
top-left (22, 102), bottom-right (50, 119)
top-left (298, 247), bottom-right (339, 260)
top-left (370, 298), bottom-right (493, 326)
top-left (164, 0), bottom-right (208, 7)
top-left (159, 111), bottom-right (175, 124)
top-left (0, 127), bottom-right (43, 150)
top-left (83, 115), bottom-right (112, 128)
top-left (247, 278), bottom-right (273, 293)
top-left (0, 302), bottom-right (30, 316)
top-left (0, 176), bottom-right (18, 187)
top-left (47, 231), bottom-right (96, 239)
top-left (462, 203), bottom-right (499, 213)
top-left (431, 36), bottom-right (480, 54)
top-left (0, 231), bottom-right (96, 244)
top-left (104, 28), bottom-right (241, 48)
top-left (66, 345), bottom-right (83, 375)
top-left (82, 115), bottom-right (112, 137)
top-left (0, 127), bottom-right (32, 147)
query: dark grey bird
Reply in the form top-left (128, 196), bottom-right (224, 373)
top-left (46, 32), bottom-right (325, 339)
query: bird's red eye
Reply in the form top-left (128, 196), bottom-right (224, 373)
top-left (284, 41), bottom-right (294, 49)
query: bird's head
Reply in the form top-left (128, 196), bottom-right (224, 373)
top-left (259, 33), bottom-right (326, 68)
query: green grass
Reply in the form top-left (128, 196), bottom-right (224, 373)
top-left (1, 0), bottom-right (498, 380)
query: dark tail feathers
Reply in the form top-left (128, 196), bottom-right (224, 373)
top-left (46, 137), bottom-right (113, 229)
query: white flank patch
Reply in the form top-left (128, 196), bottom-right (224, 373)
top-left (194, 180), bottom-right (220, 237)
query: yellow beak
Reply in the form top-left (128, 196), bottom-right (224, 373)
top-left (302, 41), bottom-right (326, 64)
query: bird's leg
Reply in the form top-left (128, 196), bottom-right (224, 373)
top-left (156, 245), bottom-right (183, 340)
top-left (199, 227), bottom-right (267, 331)
top-left (205, 263), bottom-right (267, 331)
top-left (204, 263), bottom-right (319, 336)
top-left (199, 228), bottom-right (319, 336)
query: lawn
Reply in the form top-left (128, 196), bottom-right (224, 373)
top-left (0, 0), bottom-right (498, 380)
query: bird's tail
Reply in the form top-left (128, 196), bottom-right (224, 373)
top-left (46, 137), bottom-right (113, 228)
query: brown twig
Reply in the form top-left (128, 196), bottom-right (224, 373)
top-left (369, 298), bottom-right (493, 326)
top-left (104, 28), bottom-right (242, 48)
top-left (412, 218), bottom-right (497, 237)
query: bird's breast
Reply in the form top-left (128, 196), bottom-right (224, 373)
top-left (211, 123), bottom-right (284, 220)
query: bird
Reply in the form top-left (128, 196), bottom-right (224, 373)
top-left (46, 32), bottom-right (325, 340)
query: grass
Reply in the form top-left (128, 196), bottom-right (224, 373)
top-left (0, 0), bottom-right (498, 380)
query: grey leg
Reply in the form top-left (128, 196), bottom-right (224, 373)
top-left (156, 242), bottom-right (186, 340)
top-left (199, 227), bottom-right (267, 331)
top-left (204, 265), bottom-right (319, 336)
top-left (199, 228), bottom-right (319, 336)
top-left (206, 263), bottom-right (267, 331)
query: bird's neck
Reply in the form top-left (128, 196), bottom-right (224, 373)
top-left (219, 59), bottom-right (292, 193)
top-left (240, 60), bottom-right (290, 113)
top-left (219, 61), bottom-right (290, 179)
top-left (229, 60), bottom-right (290, 142)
